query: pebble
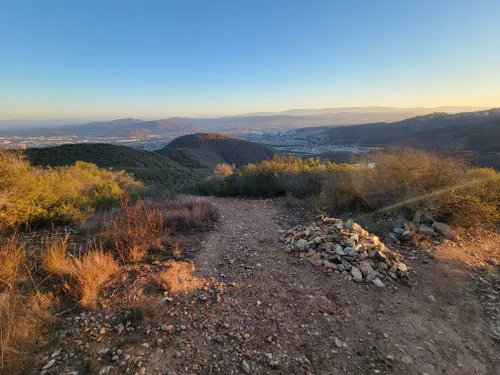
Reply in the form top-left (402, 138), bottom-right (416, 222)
top-left (242, 359), bottom-right (251, 374)
top-left (42, 359), bottom-right (55, 370)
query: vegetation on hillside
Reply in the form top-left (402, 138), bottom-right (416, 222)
top-left (0, 150), bottom-right (144, 230)
top-left (25, 134), bottom-right (277, 190)
top-left (25, 143), bottom-right (209, 189)
top-left (198, 150), bottom-right (500, 229)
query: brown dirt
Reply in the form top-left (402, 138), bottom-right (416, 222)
top-left (33, 198), bottom-right (500, 375)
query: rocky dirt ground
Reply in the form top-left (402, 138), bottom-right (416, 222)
top-left (33, 198), bottom-right (500, 375)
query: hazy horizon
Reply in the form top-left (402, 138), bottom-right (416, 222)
top-left (0, 105), bottom-right (494, 129)
top-left (1, 1), bottom-right (499, 120)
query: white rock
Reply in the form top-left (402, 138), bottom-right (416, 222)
top-left (372, 278), bottom-right (385, 288)
top-left (42, 359), bottom-right (55, 370)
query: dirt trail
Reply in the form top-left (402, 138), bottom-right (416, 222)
top-left (35, 198), bottom-right (500, 375)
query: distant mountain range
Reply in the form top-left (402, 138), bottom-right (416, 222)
top-left (0, 106), bottom-right (490, 137)
top-left (239, 106), bottom-right (488, 117)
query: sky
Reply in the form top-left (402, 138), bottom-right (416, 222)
top-left (1, 0), bottom-right (500, 121)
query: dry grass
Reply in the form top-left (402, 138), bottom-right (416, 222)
top-left (41, 235), bottom-right (118, 309)
top-left (0, 238), bottom-right (24, 290)
top-left (153, 195), bottom-right (219, 232)
top-left (94, 196), bottom-right (218, 262)
top-left (0, 237), bottom-right (56, 375)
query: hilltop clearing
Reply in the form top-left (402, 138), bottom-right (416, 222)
top-left (26, 198), bottom-right (500, 375)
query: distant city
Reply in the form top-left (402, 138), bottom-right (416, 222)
top-left (0, 129), bottom-right (375, 155)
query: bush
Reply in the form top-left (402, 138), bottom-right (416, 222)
top-left (41, 235), bottom-right (118, 309)
top-left (0, 150), bottom-right (144, 230)
top-left (197, 150), bottom-right (499, 229)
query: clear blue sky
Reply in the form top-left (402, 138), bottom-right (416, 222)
top-left (1, 0), bottom-right (499, 120)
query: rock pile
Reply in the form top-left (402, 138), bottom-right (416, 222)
top-left (281, 217), bottom-right (410, 287)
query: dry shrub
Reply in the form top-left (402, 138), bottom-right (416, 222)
top-left (92, 196), bottom-right (217, 263)
top-left (214, 163), bottom-right (234, 180)
top-left (356, 149), bottom-right (468, 210)
top-left (200, 149), bottom-right (499, 229)
top-left (41, 235), bottom-right (118, 309)
top-left (99, 200), bottom-right (166, 263)
top-left (153, 196), bottom-right (219, 232)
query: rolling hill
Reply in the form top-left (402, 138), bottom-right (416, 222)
top-left (161, 133), bottom-right (276, 167)
top-left (25, 133), bottom-right (277, 188)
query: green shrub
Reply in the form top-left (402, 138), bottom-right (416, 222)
top-left (197, 150), bottom-right (499, 229)
top-left (0, 150), bottom-right (144, 230)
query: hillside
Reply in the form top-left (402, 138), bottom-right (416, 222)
top-left (161, 132), bottom-right (276, 167)
top-left (25, 134), bottom-right (277, 188)
top-left (25, 143), bottom-right (204, 188)
top-left (317, 109), bottom-right (500, 152)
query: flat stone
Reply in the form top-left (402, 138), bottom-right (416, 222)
top-left (377, 262), bottom-right (388, 271)
top-left (310, 253), bottom-right (321, 261)
top-left (359, 260), bottom-right (373, 276)
top-left (432, 222), bottom-right (458, 240)
top-left (242, 359), bottom-right (251, 374)
top-left (295, 239), bottom-right (309, 251)
top-left (344, 246), bottom-right (358, 256)
top-left (323, 260), bottom-right (336, 269)
top-left (333, 244), bottom-right (345, 255)
top-left (397, 263), bottom-right (408, 272)
top-left (351, 266), bottom-right (363, 282)
top-left (418, 224), bottom-right (436, 236)
top-left (372, 278), bottom-right (385, 287)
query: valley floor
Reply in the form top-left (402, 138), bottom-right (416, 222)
top-left (34, 198), bottom-right (500, 375)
